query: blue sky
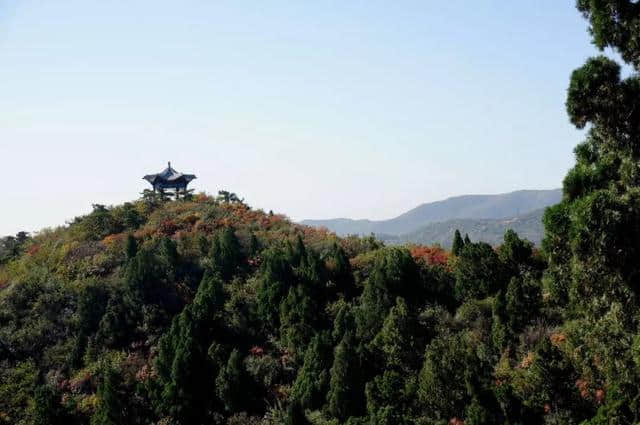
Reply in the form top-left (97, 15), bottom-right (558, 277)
top-left (0, 1), bottom-right (605, 235)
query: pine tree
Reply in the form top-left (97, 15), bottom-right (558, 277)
top-left (291, 331), bottom-right (333, 409)
top-left (159, 236), bottom-right (179, 280)
top-left (491, 290), bottom-right (508, 351)
top-left (418, 332), bottom-right (472, 421)
top-left (327, 332), bottom-right (363, 421)
top-left (539, 2), bottom-right (640, 419)
top-left (364, 370), bottom-right (407, 425)
top-left (327, 242), bottom-right (356, 299)
top-left (33, 385), bottom-right (67, 425)
top-left (370, 297), bottom-right (415, 371)
top-left (452, 229), bottom-right (464, 256)
top-left (153, 272), bottom-right (226, 423)
top-left (356, 248), bottom-right (420, 342)
top-left (279, 283), bottom-right (317, 357)
top-left (216, 349), bottom-right (246, 413)
top-left (454, 241), bottom-right (505, 300)
top-left (285, 400), bottom-right (311, 425)
top-left (332, 302), bottom-right (356, 343)
top-left (249, 232), bottom-right (261, 256)
top-left (210, 227), bottom-right (243, 280)
top-left (257, 248), bottom-right (294, 330)
top-left (91, 366), bottom-right (123, 425)
top-left (124, 233), bottom-right (137, 260)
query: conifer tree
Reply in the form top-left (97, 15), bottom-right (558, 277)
top-left (537, 3), bottom-right (640, 417)
top-left (364, 370), bottom-right (408, 425)
top-left (257, 248), bottom-right (294, 330)
top-left (370, 297), bottom-right (415, 371)
top-left (91, 366), bottom-right (123, 425)
top-left (491, 290), bottom-right (508, 351)
top-left (418, 332), bottom-right (472, 421)
top-left (124, 234), bottom-right (137, 260)
top-left (332, 302), bottom-right (356, 343)
top-left (294, 234), bottom-right (306, 263)
top-left (33, 385), bottom-right (67, 425)
top-left (291, 331), bottom-right (332, 409)
top-left (454, 242), bottom-right (505, 300)
top-left (356, 248), bottom-right (420, 342)
top-left (249, 232), bottom-right (261, 256)
top-left (452, 229), bottom-right (464, 256)
top-left (210, 227), bottom-right (243, 281)
top-left (327, 332), bottom-right (364, 421)
top-left (285, 400), bottom-right (311, 425)
top-left (159, 236), bottom-right (179, 280)
top-left (216, 349), bottom-right (246, 413)
top-left (279, 283), bottom-right (317, 357)
top-left (327, 242), bottom-right (356, 299)
top-left (154, 272), bottom-right (226, 424)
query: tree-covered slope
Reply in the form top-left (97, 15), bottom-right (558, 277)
top-left (1, 190), bottom-right (557, 425)
top-left (302, 189), bottom-right (561, 236)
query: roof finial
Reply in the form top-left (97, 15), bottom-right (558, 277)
top-left (168, 161), bottom-right (171, 169)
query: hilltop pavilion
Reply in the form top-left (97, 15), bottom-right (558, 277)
top-left (143, 162), bottom-right (196, 198)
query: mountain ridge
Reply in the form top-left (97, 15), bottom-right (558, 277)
top-left (302, 188), bottom-right (562, 238)
top-left (380, 208), bottom-right (547, 247)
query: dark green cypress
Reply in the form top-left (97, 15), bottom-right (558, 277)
top-left (452, 229), bottom-right (464, 256)
top-left (124, 233), bottom-right (137, 260)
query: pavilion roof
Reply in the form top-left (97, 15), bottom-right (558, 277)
top-left (143, 162), bottom-right (197, 185)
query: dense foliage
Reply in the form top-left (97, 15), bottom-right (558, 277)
top-left (4, 2), bottom-right (640, 424)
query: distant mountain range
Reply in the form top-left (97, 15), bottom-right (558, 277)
top-left (301, 189), bottom-right (562, 247)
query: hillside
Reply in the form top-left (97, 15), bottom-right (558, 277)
top-left (0, 174), bottom-right (638, 424)
top-left (301, 189), bottom-right (561, 237)
top-left (0, 191), bottom-right (558, 425)
top-left (382, 208), bottom-right (546, 247)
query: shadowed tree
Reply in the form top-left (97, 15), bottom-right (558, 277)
top-left (452, 229), bottom-right (464, 256)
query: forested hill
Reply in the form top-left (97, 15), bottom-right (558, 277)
top-left (301, 189), bottom-right (561, 237)
top-left (0, 191), bottom-right (569, 424)
top-left (381, 208), bottom-right (546, 247)
top-left (0, 174), bottom-right (633, 425)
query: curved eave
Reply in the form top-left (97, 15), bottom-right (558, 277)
top-left (143, 172), bottom-right (196, 185)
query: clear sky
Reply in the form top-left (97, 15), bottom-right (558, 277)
top-left (0, 1), bottom-right (606, 236)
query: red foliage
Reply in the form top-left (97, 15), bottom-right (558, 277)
top-left (158, 219), bottom-right (179, 236)
top-left (69, 371), bottom-right (93, 394)
top-left (576, 379), bottom-right (591, 399)
top-left (410, 245), bottom-right (450, 267)
top-left (194, 193), bottom-right (212, 203)
top-left (550, 332), bottom-right (567, 346)
top-left (449, 418), bottom-right (465, 425)
top-left (183, 214), bottom-right (199, 226)
top-left (250, 346), bottom-right (265, 356)
top-left (195, 221), bottom-right (215, 234)
top-left (102, 233), bottom-right (125, 247)
top-left (136, 364), bottom-right (155, 382)
top-left (27, 244), bottom-right (40, 256)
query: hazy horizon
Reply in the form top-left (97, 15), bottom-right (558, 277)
top-left (1, 1), bottom-right (608, 235)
